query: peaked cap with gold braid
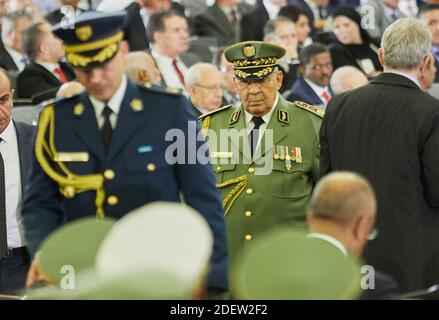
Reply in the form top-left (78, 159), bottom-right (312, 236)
top-left (224, 41), bottom-right (286, 81)
top-left (52, 11), bottom-right (127, 71)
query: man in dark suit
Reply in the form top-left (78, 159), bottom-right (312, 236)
top-left (23, 11), bottom-right (228, 297)
top-left (241, 0), bottom-right (285, 41)
top-left (0, 69), bottom-right (34, 295)
top-left (419, 4), bottom-right (439, 82)
top-left (287, 43), bottom-right (333, 108)
top-left (320, 18), bottom-right (439, 293)
top-left (193, 0), bottom-right (254, 47)
top-left (307, 171), bottom-right (399, 300)
top-left (0, 12), bottom-right (33, 72)
top-left (16, 22), bottom-right (75, 104)
top-left (148, 10), bottom-right (200, 92)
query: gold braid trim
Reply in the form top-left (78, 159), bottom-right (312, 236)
top-left (201, 115), bottom-right (210, 139)
top-left (216, 175), bottom-right (247, 216)
top-left (66, 43), bottom-right (118, 68)
top-left (35, 105), bottom-right (106, 219)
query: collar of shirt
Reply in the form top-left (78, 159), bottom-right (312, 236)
top-left (151, 49), bottom-right (187, 91)
top-left (5, 46), bottom-right (27, 71)
top-left (90, 75), bottom-right (128, 120)
top-left (263, 0), bottom-right (283, 19)
top-left (304, 78), bottom-right (330, 102)
top-left (244, 93), bottom-right (279, 128)
top-left (307, 233), bottom-right (348, 257)
top-left (139, 6), bottom-right (153, 29)
top-left (0, 119), bottom-right (14, 143)
top-left (36, 60), bottom-right (61, 78)
top-left (384, 70), bottom-right (421, 88)
top-left (383, 5), bottom-right (400, 20)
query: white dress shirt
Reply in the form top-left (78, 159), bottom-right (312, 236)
top-left (151, 49), bottom-right (188, 91)
top-left (0, 121), bottom-right (23, 248)
top-left (308, 233), bottom-right (348, 257)
top-left (305, 78), bottom-right (331, 107)
top-left (139, 6), bottom-right (153, 29)
top-left (89, 75), bottom-right (128, 129)
top-left (244, 93), bottom-right (279, 151)
top-left (5, 47), bottom-right (27, 72)
top-left (36, 60), bottom-right (63, 80)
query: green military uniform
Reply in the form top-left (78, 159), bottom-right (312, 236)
top-left (200, 41), bottom-right (324, 270)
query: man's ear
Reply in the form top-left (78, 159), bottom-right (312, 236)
top-left (352, 214), bottom-right (373, 243)
top-left (419, 54), bottom-right (431, 75)
top-left (377, 48), bottom-right (384, 67)
top-left (275, 70), bottom-right (284, 90)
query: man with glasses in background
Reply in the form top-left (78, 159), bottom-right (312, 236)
top-left (200, 41), bottom-right (323, 275)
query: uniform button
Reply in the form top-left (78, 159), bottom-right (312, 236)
top-left (104, 169), bottom-right (115, 180)
top-left (245, 234), bottom-right (252, 241)
top-left (245, 211), bottom-right (252, 217)
top-left (107, 195), bottom-right (118, 206)
top-left (64, 186), bottom-right (75, 198)
top-left (246, 188), bottom-right (253, 195)
top-left (248, 167), bottom-right (255, 174)
top-left (147, 163), bottom-right (156, 172)
top-left (217, 166), bottom-right (222, 171)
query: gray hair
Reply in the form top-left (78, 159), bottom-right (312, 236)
top-left (381, 18), bottom-right (432, 70)
top-left (263, 16), bottom-right (295, 40)
top-left (330, 66), bottom-right (368, 95)
top-left (308, 172), bottom-right (376, 225)
top-left (186, 63), bottom-right (219, 86)
top-left (1, 11), bottom-right (33, 42)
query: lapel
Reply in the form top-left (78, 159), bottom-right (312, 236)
top-left (74, 93), bottom-right (105, 161)
top-left (211, 4), bottom-right (234, 38)
top-left (32, 63), bottom-right (62, 86)
top-left (301, 78), bottom-right (324, 105)
top-left (14, 121), bottom-right (32, 192)
top-left (0, 45), bottom-right (19, 71)
top-left (107, 81), bottom-right (146, 161)
top-left (253, 96), bottom-right (289, 163)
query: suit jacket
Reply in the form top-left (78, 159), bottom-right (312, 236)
top-left (320, 73), bottom-right (439, 292)
top-left (240, 4), bottom-right (270, 41)
top-left (123, 2), bottom-right (149, 51)
top-left (45, 9), bottom-right (64, 25)
top-left (0, 44), bottom-right (19, 71)
top-left (202, 96), bottom-right (322, 273)
top-left (360, 271), bottom-right (400, 300)
top-left (16, 62), bottom-right (75, 104)
top-left (286, 77), bottom-right (332, 106)
top-left (193, 3), bottom-right (254, 46)
top-left (22, 80), bottom-right (228, 290)
top-left (15, 121), bottom-right (34, 199)
top-left (189, 100), bottom-right (203, 118)
top-left (434, 55), bottom-right (439, 83)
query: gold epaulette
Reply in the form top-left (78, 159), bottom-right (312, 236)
top-left (199, 105), bottom-right (234, 138)
top-left (293, 101), bottom-right (325, 118)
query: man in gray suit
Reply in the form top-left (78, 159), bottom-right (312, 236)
top-left (361, 0), bottom-right (406, 40)
top-left (0, 68), bottom-right (34, 295)
top-left (193, 0), bottom-right (254, 47)
top-left (148, 10), bottom-right (200, 92)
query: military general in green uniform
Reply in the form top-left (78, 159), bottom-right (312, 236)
top-left (200, 41), bottom-right (323, 270)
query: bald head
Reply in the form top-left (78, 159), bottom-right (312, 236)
top-left (309, 172), bottom-right (376, 225)
top-left (124, 51), bottom-right (162, 85)
top-left (330, 66), bottom-right (368, 95)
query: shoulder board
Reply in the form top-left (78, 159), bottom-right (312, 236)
top-left (40, 93), bottom-right (80, 109)
top-left (140, 82), bottom-right (183, 96)
top-left (293, 101), bottom-right (324, 118)
top-left (199, 104), bottom-right (234, 120)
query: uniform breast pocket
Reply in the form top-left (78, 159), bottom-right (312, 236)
top-left (268, 160), bottom-right (310, 199)
top-left (214, 163), bottom-right (236, 185)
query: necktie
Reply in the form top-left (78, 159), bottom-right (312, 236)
top-left (249, 117), bottom-right (265, 158)
top-left (317, 6), bottom-right (326, 19)
top-left (230, 8), bottom-right (238, 26)
top-left (390, 10), bottom-right (398, 21)
top-left (54, 66), bottom-right (68, 84)
top-left (101, 106), bottom-right (113, 152)
top-left (0, 143), bottom-right (8, 257)
top-left (172, 59), bottom-right (185, 86)
top-left (322, 90), bottom-right (331, 104)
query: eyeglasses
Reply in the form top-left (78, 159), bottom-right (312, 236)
top-left (367, 228), bottom-right (379, 241)
top-left (235, 73), bottom-right (276, 90)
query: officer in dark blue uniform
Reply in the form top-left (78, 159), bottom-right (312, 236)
top-left (22, 11), bottom-right (228, 295)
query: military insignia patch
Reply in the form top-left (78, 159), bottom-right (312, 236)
top-left (73, 103), bottom-right (84, 116)
top-left (229, 110), bottom-right (241, 125)
top-left (54, 152), bottom-right (89, 162)
top-left (75, 25), bottom-right (93, 42)
top-left (130, 99), bottom-right (143, 112)
top-left (278, 109), bottom-right (289, 124)
top-left (165, 87), bottom-right (182, 94)
top-left (243, 44), bottom-right (256, 58)
top-left (294, 101), bottom-right (324, 118)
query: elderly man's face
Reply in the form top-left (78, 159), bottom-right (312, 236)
top-left (303, 52), bottom-right (333, 87)
top-left (0, 73), bottom-right (13, 133)
top-left (74, 47), bottom-right (125, 103)
top-left (190, 67), bottom-right (224, 111)
top-left (235, 71), bottom-right (283, 117)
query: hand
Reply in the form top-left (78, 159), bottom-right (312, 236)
top-left (26, 258), bottom-right (53, 288)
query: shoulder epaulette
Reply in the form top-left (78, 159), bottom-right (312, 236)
top-left (293, 100), bottom-right (325, 118)
top-left (40, 93), bottom-right (80, 109)
top-left (140, 82), bottom-right (183, 96)
top-left (199, 104), bottom-right (233, 120)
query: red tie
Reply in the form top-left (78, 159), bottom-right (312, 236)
top-left (54, 66), bottom-right (68, 84)
top-left (172, 59), bottom-right (185, 86)
top-left (322, 90), bottom-right (331, 104)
